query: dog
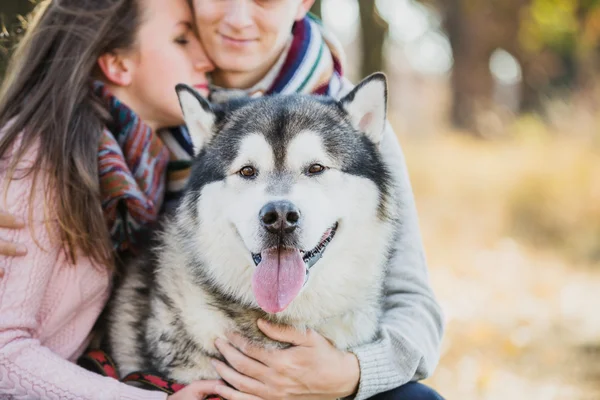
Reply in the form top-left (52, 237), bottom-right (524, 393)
top-left (106, 73), bottom-right (400, 384)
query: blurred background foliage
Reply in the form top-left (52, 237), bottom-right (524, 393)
top-left (5, 0), bottom-right (600, 134)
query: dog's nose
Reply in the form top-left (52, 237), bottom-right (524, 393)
top-left (260, 201), bottom-right (300, 234)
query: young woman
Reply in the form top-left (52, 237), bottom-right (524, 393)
top-left (0, 0), bottom-right (221, 398)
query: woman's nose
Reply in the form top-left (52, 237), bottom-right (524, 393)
top-left (192, 41), bottom-right (215, 73)
top-left (194, 55), bottom-right (215, 73)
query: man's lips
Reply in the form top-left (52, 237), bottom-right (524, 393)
top-left (219, 33), bottom-right (257, 46)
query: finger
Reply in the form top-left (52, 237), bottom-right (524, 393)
top-left (225, 333), bottom-right (273, 366)
top-left (0, 241), bottom-right (27, 257)
top-left (211, 359), bottom-right (266, 398)
top-left (0, 212), bottom-right (25, 229)
top-left (214, 383), bottom-right (263, 400)
top-left (257, 319), bottom-right (311, 346)
top-left (185, 380), bottom-right (225, 396)
top-left (215, 338), bottom-right (270, 380)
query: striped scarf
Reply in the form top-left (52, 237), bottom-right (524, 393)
top-left (162, 15), bottom-right (345, 203)
top-left (96, 82), bottom-right (170, 253)
top-left (265, 14), bottom-right (344, 96)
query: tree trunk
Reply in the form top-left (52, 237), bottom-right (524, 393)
top-left (444, 0), bottom-right (495, 133)
top-left (437, 0), bottom-right (533, 132)
top-left (358, 0), bottom-right (388, 78)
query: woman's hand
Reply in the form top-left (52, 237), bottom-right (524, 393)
top-left (211, 319), bottom-right (360, 400)
top-left (0, 211), bottom-right (26, 259)
top-left (167, 380), bottom-right (224, 400)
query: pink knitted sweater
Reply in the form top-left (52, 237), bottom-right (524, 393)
top-left (0, 143), bottom-right (167, 399)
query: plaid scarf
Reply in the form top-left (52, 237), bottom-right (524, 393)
top-left (162, 15), bottom-right (345, 204)
top-left (96, 82), bottom-right (170, 253)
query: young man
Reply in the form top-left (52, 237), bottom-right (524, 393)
top-left (189, 1), bottom-right (445, 399)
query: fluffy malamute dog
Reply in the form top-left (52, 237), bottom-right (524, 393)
top-left (106, 73), bottom-right (400, 383)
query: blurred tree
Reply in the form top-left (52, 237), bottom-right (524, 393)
top-left (442, 0), bottom-right (496, 132)
top-left (310, 0), bottom-right (387, 78)
top-left (1, 0), bottom-right (35, 81)
top-left (519, 0), bottom-right (600, 102)
top-left (433, 0), bottom-right (529, 133)
top-left (421, 0), bottom-right (600, 132)
top-left (358, 0), bottom-right (388, 78)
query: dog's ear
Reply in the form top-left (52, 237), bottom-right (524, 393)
top-left (176, 84), bottom-right (216, 155)
top-left (340, 73), bottom-right (388, 145)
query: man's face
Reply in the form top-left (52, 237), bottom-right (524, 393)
top-left (194, 0), bottom-right (312, 77)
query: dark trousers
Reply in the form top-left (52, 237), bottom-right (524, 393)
top-left (369, 382), bottom-right (444, 400)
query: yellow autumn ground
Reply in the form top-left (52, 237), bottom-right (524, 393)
top-left (395, 117), bottom-right (600, 400)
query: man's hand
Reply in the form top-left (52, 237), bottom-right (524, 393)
top-left (211, 319), bottom-right (360, 400)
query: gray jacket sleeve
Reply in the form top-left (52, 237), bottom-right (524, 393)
top-left (335, 79), bottom-right (445, 399)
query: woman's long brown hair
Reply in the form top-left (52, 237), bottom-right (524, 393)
top-left (0, 0), bottom-right (143, 268)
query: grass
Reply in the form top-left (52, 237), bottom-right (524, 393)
top-left (397, 117), bottom-right (600, 399)
top-left (402, 118), bottom-right (600, 268)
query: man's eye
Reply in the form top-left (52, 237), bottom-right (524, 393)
top-left (254, 0), bottom-right (280, 6)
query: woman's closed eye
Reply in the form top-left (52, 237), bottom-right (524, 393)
top-left (174, 22), bottom-right (193, 46)
top-left (175, 35), bottom-right (189, 45)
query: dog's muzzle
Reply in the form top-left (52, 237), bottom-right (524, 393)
top-left (250, 221), bottom-right (339, 314)
top-left (252, 222), bottom-right (338, 270)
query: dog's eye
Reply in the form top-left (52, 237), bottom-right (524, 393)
top-left (307, 164), bottom-right (326, 175)
top-left (239, 166), bottom-right (257, 178)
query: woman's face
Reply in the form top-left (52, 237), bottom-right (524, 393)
top-left (125, 0), bottom-right (214, 129)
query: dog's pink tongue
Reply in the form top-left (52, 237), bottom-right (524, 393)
top-left (252, 248), bottom-right (306, 314)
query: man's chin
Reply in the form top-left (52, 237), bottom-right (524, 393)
top-left (219, 58), bottom-right (261, 72)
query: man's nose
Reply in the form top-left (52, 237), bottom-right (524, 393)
top-left (223, 0), bottom-right (254, 31)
